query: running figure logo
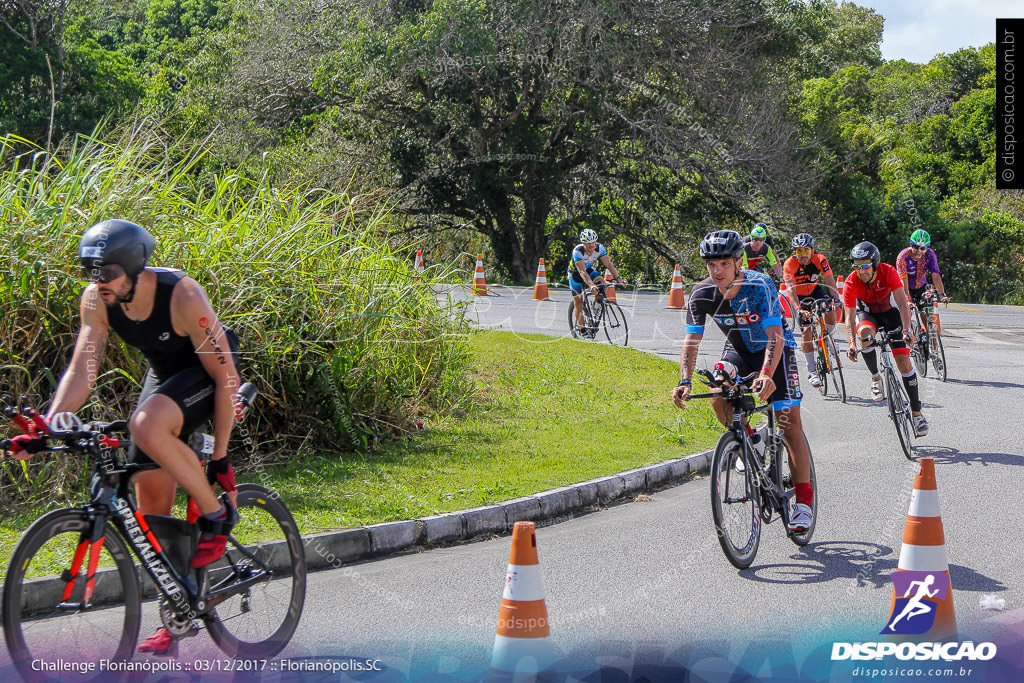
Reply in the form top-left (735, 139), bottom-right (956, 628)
top-left (881, 571), bottom-right (950, 635)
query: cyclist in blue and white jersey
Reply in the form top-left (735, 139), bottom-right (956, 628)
top-left (569, 229), bottom-right (627, 339)
top-left (670, 229), bottom-right (814, 531)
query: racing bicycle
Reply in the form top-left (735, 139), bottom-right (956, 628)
top-left (909, 289), bottom-right (948, 382)
top-left (567, 282), bottom-right (629, 346)
top-left (689, 368), bottom-right (817, 569)
top-left (1, 385), bottom-right (306, 677)
top-left (872, 330), bottom-right (916, 460)
top-left (799, 297), bottom-right (846, 403)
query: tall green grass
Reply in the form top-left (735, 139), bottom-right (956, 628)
top-left (0, 123), bottom-right (472, 511)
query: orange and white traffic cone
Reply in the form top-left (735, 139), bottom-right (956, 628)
top-left (532, 259), bottom-right (552, 301)
top-left (473, 254), bottom-right (488, 297)
top-left (603, 269), bottom-right (617, 302)
top-left (414, 250), bottom-right (425, 275)
top-left (666, 265), bottom-right (685, 309)
top-left (882, 457), bottom-right (957, 640)
top-left (489, 521), bottom-right (555, 679)
top-left (836, 276), bottom-right (845, 323)
top-left (778, 281), bottom-right (793, 319)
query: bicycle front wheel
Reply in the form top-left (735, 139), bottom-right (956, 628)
top-left (3, 509), bottom-right (141, 678)
top-left (204, 484), bottom-right (306, 659)
top-left (600, 300), bottom-right (629, 347)
top-left (885, 367), bottom-right (914, 460)
top-left (910, 316), bottom-right (928, 377)
top-left (930, 324), bottom-right (948, 381)
top-left (710, 433), bottom-right (761, 569)
top-left (814, 342), bottom-right (828, 397)
top-left (825, 336), bottom-right (847, 403)
top-left (772, 434), bottom-right (817, 546)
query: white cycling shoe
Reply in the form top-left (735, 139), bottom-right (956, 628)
top-left (870, 379), bottom-right (885, 402)
top-left (808, 373), bottom-right (822, 388)
top-left (912, 414), bottom-right (929, 437)
top-left (789, 503), bottom-right (813, 533)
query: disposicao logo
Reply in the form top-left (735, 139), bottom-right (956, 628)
top-left (831, 571), bottom-right (997, 662)
top-left (882, 570), bottom-right (948, 635)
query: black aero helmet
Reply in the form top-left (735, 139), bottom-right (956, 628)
top-left (79, 219), bottom-right (155, 279)
top-left (791, 233), bottom-right (815, 249)
top-left (699, 230), bottom-right (745, 260)
top-left (850, 241), bottom-right (881, 267)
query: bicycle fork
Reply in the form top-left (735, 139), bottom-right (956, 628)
top-left (58, 515), bottom-right (106, 611)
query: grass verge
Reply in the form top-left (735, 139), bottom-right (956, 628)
top-left (0, 330), bottom-right (722, 569)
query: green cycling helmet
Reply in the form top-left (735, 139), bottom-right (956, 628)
top-left (909, 229), bottom-right (931, 247)
top-left (750, 223), bottom-right (768, 240)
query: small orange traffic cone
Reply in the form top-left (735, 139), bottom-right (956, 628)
top-left (603, 269), bottom-right (617, 302)
top-left (666, 265), bottom-right (685, 309)
top-left (490, 521), bottom-right (555, 679)
top-left (882, 458), bottom-right (957, 640)
top-left (532, 259), bottom-right (552, 301)
top-left (778, 281), bottom-right (793, 319)
top-left (836, 276), bottom-right (845, 323)
top-left (473, 254), bottom-right (488, 296)
top-left (414, 250), bottom-right (425, 275)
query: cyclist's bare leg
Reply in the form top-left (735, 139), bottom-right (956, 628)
top-left (134, 469), bottom-right (177, 516)
top-left (130, 394), bottom-right (221, 514)
top-left (573, 294), bottom-right (585, 329)
top-left (892, 353), bottom-right (922, 417)
top-left (800, 322), bottom-right (813, 353)
top-left (776, 406), bottom-right (810, 484)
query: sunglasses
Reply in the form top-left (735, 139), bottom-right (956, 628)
top-left (852, 262), bottom-right (873, 270)
top-left (86, 263), bottom-right (126, 284)
top-left (794, 247), bottom-right (813, 256)
top-left (911, 245), bottom-right (927, 251)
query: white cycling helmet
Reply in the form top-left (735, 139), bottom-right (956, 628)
top-left (579, 229), bottom-right (598, 244)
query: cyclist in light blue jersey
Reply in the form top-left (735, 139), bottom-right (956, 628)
top-left (569, 229), bottom-right (627, 339)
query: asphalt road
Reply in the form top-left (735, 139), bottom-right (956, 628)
top-left (267, 286), bottom-right (1024, 678)
top-left (4, 286), bottom-right (1022, 680)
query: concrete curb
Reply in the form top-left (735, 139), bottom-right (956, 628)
top-left (19, 450), bottom-right (713, 612)
top-left (302, 448), bottom-right (713, 567)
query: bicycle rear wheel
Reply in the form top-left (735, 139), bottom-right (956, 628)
top-left (825, 336), bottom-right (847, 403)
top-left (3, 509), bottom-right (141, 679)
top-left (930, 323), bottom-right (948, 381)
top-left (204, 484), bottom-right (306, 659)
top-left (710, 433), bottom-right (761, 569)
top-left (772, 434), bottom-right (817, 546)
top-left (567, 297), bottom-right (596, 339)
top-left (600, 300), bottom-right (629, 347)
top-left (884, 367), bottom-right (914, 460)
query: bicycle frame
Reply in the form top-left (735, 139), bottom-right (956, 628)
top-left (66, 446), bottom-right (273, 619)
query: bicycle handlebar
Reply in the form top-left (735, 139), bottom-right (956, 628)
top-left (2, 383), bottom-right (260, 456)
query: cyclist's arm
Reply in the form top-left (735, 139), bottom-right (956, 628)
top-left (679, 333), bottom-right (701, 382)
top-left (931, 271), bottom-right (947, 299)
top-left (598, 254), bottom-right (624, 283)
top-left (893, 286), bottom-right (914, 334)
top-left (900, 274), bottom-right (911, 299)
top-left (174, 278), bottom-right (241, 461)
top-left (48, 286), bottom-right (110, 418)
top-left (761, 325), bottom-right (785, 375)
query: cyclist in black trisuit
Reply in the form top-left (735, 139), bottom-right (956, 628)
top-left (15, 219), bottom-right (243, 653)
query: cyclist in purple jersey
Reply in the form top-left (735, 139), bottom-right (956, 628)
top-left (671, 229), bottom-right (814, 532)
top-left (895, 229), bottom-right (950, 331)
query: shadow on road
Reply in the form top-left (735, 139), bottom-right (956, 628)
top-left (914, 445), bottom-right (1024, 467)
top-left (740, 541), bottom-right (1007, 593)
top-left (945, 377), bottom-right (1024, 390)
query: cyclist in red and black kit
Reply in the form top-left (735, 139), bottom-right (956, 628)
top-left (782, 233), bottom-right (841, 389)
top-left (12, 219), bottom-right (244, 654)
top-left (842, 241), bottom-right (928, 437)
